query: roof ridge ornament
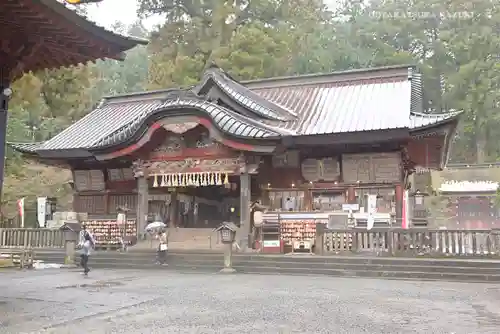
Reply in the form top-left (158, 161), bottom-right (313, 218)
top-left (195, 67), bottom-right (298, 122)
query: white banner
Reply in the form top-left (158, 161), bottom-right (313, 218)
top-left (17, 198), bottom-right (25, 228)
top-left (37, 197), bottom-right (47, 228)
top-left (402, 190), bottom-right (410, 229)
top-left (367, 194), bottom-right (377, 230)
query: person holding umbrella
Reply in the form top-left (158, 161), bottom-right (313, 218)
top-left (145, 219), bottom-right (168, 265)
top-left (156, 228), bottom-right (168, 265)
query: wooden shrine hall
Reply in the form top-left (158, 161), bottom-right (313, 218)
top-left (11, 65), bottom-right (461, 249)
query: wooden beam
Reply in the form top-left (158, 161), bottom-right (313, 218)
top-left (23, 0), bottom-right (122, 56)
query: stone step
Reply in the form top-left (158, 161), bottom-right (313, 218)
top-left (33, 249), bottom-right (500, 267)
top-left (41, 256), bottom-right (500, 276)
top-left (33, 250), bottom-right (500, 282)
top-left (47, 261), bottom-right (500, 283)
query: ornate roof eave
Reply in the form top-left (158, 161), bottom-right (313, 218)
top-left (7, 142), bottom-right (42, 154)
top-left (8, 142), bottom-right (96, 161)
top-left (409, 111), bottom-right (462, 171)
top-left (90, 99), bottom-right (288, 154)
top-left (41, 0), bottom-right (148, 50)
top-left (193, 66), bottom-right (298, 122)
top-left (409, 111), bottom-right (462, 137)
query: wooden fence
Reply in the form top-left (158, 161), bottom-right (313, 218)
top-left (315, 224), bottom-right (500, 257)
top-left (0, 248), bottom-right (34, 268)
top-left (0, 228), bottom-right (65, 248)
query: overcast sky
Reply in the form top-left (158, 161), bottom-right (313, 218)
top-left (87, 0), bottom-right (159, 30)
top-left (87, 0), bottom-right (338, 31)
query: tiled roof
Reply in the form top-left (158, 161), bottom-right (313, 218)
top-left (96, 98), bottom-right (291, 148)
top-left (4, 0), bottom-right (148, 76)
top-left (247, 67), bottom-right (459, 135)
top-left (8, 142), bottom-right (43, 154)
top-left (44, 0), bottom-right (148, 49)
top-left (197, 67), bottom-right (298, 121)
top-left (10, 65), bottom-right (461, 156)
top-left (40, 100), bottom-right (163, 150)
top-left (253, 79), bottom-right (412, 135)
top-left (409, 111), bottom-right (462, 129)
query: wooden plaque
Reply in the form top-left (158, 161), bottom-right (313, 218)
top-left (73, 169), bottom-right (105, 191)
top-left (320, 158), bottom-right (339, 181)
top-left (301, 159), bottom-right (320, 181)
top-left (342, 153), bottom-right (401, 183)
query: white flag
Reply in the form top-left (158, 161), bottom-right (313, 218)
top-left (17, 198), bottom-right (25, 228)
top-left (367, 194), bottom-right (377, 230)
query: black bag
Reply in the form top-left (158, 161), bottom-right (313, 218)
top-left (83, 231), bottom-right (95, 247)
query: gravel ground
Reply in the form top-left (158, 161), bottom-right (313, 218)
top-left (0, 269), bottom-right (499, 333)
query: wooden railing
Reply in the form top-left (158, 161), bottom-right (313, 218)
top-left (315, 224), bottom-right (500, 257)
top-left (0, 228), bottom-right (65, 248)
top-left (0, 248), bottom-right (34, 268)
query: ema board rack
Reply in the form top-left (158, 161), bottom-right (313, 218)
top-left (82, 219), bottom-right (136, 249)
top-left (261, 212), bottom-right (329, 254)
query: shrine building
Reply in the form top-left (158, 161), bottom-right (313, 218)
top-left (11, 65), bottom-right (461, 250)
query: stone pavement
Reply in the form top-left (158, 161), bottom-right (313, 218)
top-left (0, 269), bottom-right (499, 333)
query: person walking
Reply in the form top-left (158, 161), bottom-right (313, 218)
top-left (79, 225), bottom-right (95, 275)
top-left (156, 229), bottom-right (168, 265)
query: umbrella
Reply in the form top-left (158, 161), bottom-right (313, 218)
top-left (145, 221), bottom-right (166, 232)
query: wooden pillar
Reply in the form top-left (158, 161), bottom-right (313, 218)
top-left (347, 186), bottom-right (356, 204)
top-left (237, 172), bottom-right (251, 251)
top-left (169, 190), bottom-right (178, 228)
top-left (72, 193), bottom-right (79, 212)
top-left (0, 75), bottom-right (10, 207)
top-left (104, 192), bottom-right (110, 214)
top-left (395, 184), bottom-right (403, 225)
top-left (304, 188), bottom-right (313, 211)
top-left (136, 174), bottom-right (149, 238)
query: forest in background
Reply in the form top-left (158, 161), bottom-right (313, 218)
top-left (3, 0), bottom-right (500, 217)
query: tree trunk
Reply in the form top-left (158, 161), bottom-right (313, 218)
top-left (475, 111), bottom-right (487, 163)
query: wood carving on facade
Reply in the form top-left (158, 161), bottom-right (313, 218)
top-left (147, 156), bottom-right (246, 174)
top-left (132, 159), bottom-right (146, 178)
top-left (162, 122), bottom-right (199, 134)
top-left (195, 131), bottom-right (217, 148)
top-left (153, 134), bottom-right (185, 154)
top-left (149, 129), bottom-right (230, 160)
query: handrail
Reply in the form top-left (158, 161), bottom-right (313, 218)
top-left (0, 228), bottom-right (65, 248)
top-left (315, 225), bottom-right (500, 257)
